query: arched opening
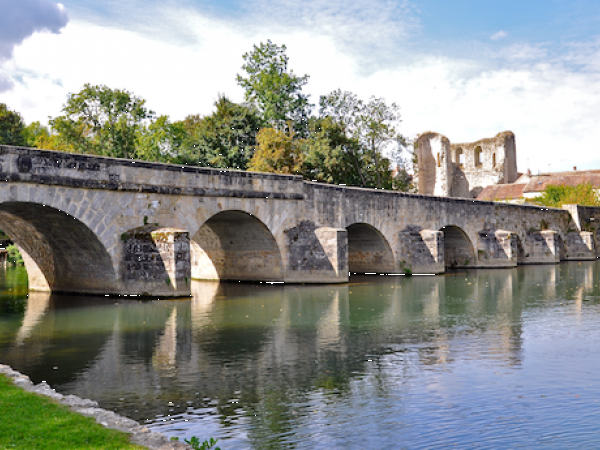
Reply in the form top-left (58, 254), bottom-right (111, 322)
top-left (440, 226), bottom-right (475, 269)
top-left (474, 146), bottom-right (482, 167)
top-left (492, 153), bottom-right (496, 168)
top-left (191, 210), bottom-right (283, 282)
top-left (346, 223), bottom-right (395, 274)
top-left (455, 147), bottom-right (464, 167)
top-left (0, 202), bottom-right (116, 293)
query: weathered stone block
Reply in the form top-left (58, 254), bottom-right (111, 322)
top-left (520, 230), bottom-right (560, 264)
top-left (565, 231), bottom-right (595, 260)
top-left (397, 226), bottom-right (444, 274)
top-left (121, 226), bottom-right (190, 296)
top-left (476, 229), bottom-right (518, 268)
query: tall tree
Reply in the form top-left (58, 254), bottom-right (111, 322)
top-left (237, 40), bottom-right (312, 136)
top-left (302, 117), bottom-right (365, 186)
top-left (319, 89), bottom-right (403, 189)
top-left (0, 103), bottom-right (27, 146)
top-left (49, 84), bottom-right (153, 159)
top-left (176, 96), bottom-right (263, 169)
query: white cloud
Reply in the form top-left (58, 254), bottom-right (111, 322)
top-left (0, 0), bottom-right (68, 93)
top-left (491, 30), bottom-right (507, 40)
top-left (2, 2), bottom-right (600, 176)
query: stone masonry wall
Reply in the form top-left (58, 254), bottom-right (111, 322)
top-left (0, 145), bottom-right (598, 294)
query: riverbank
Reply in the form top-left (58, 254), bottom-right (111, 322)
top-left (0, 364), bottom-right (189, 450)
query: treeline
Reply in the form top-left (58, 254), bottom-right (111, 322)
top-left (0, 41), bottom-right (412, 191)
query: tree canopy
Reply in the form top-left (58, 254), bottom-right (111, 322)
top-left (49, 84), bottom-right (153, 159)
top-left (0, 41), bottom-right (413, 192)
top-left (237, 40), bottom-right (312, 136)
top-left (0, 103), bottom-right (27, 146)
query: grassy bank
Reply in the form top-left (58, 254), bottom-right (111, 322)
top-left (0, 374), bottom-right (145, 450)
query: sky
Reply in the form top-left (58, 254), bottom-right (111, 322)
top-left (1, 0), bottom-right (600, 174)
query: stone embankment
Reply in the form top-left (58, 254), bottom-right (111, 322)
top-left (0, 364), bottom-right (190, 450)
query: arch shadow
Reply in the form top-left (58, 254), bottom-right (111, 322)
top-left (191, 210), bottom-right (284, 282)
top-left (346, 223), bottom-right (395, 274)
top-left (440, 225), bottom-right (475, 269)
top-left (0, 202), bottom-right (116, 293)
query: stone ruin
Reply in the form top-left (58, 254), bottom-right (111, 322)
top-left (415, 131), bottom-right (518, 198)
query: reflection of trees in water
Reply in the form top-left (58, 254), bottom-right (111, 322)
top-left (4, 264), bottom-right (600, 446)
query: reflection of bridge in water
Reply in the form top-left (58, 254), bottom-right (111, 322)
top-left (4, 263), bottom-right (598, 424)
top-left (1, 146), bottom-right (600, 296)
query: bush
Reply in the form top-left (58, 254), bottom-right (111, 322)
top-left (532, 183), bottom-right (600, 208)
top-left (6, 244), bottom-right (23, 266)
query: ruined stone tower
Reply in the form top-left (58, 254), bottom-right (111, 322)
top-left (415, 131), bottom-right (518, 198)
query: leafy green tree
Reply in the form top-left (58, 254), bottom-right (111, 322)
top-left (176, 96), bottom-right (262, 169)
top-left (49, 84), bottom-right (153, 159)
top-left (136, 115), bottom-right (186, 163)
top-left (0, 103), bottom-right (27, 146)
top-left (318, 90), bottom-right (402, 189)
top-left (302, 117), bottom-right (365, 185)
top-left (237, 40), bottom-right (311, 136)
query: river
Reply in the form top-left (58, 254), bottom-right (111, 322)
top-left (2, 263), bottom-right (600, 449)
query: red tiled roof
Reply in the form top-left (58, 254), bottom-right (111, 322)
top-left (477, 184), bottom-right (526, 201)
top-left (523, 172), bottom-right (600, 193)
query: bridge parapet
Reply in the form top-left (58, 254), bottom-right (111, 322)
top-left (0, 145), bottom-right (304, 200)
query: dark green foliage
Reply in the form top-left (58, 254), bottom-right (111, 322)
top-left (175, 96), bottom-right (263, 170)
top-left (6, 244), bottom-right (23, 266)
top-left (302, 116), bottom-right (369, 186)
top-left (0, 103), bottom-right (27, 146)
top-left (171, 436), bottom-right (221, 450)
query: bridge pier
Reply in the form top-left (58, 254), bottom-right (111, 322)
top-left (120, 226), bottom-right (191, 297)
top-left (397, 227), bottom-right (444, 274)
top-left (284, 223), bottom-right (348, 283)
top-left (519, 230), bottom-right (561, 264)
top-left (475, 230), bottom-right (518, 268)
top-left (565, 231), bottom-right (595, 260)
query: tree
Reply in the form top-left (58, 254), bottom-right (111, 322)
top-left (175, 96), bottom-right (263, 169)
top-left (318, 90), bottom-right (403, 189)
top-left (136, 115), bottom-right (186, 163)
top-left (49, 84), bottom-right (153, 159)
top-left (237, 40), bottom-right (312, 136)
top-left (0, 103), bottom-right (27, 146)
top-left (249, 125), bottom-right (304, 174)
top-left (302, 117), bottom-right (365, 185)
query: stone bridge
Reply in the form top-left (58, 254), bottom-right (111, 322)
top-left (0, 145), bottom-right (598, 297)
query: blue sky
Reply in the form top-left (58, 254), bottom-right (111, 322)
top-left (1, 0), bottom-right (600, 173)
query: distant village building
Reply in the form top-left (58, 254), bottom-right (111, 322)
top-left (415, 130), bottom-right (600, 203)
top-left (478, 168), bottom-right (600, 203)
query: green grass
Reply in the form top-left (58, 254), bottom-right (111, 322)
top-left (0, 374), bottom-right (145, 450)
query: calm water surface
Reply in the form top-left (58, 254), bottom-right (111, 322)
top-left (2, 263), bottom-right (600, 448)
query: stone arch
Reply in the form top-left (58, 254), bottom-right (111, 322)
top-left (191, 210), bottom-right (284, 282)
top-left (346, 223), bottom-right (395, 273)
top-left (0, 202), bottom-right (116, 293)
top-left (440, 225), bottom-right (475, 269)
